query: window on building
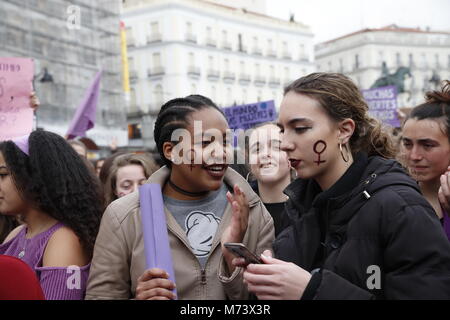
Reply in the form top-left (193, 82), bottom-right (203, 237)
top-left (448, 54), bottom-right (450, 68)
top-left (186, 22), bottom-right (193, 34)
top-left (211, 85), bottom-right (217, 101)
top-left (154, 84), bottom-right (163, 107)
top-left (282, 41), bottom-right (288, 53)
top-left (242, 88), bottom-right (247, 103)
top-left (270, 65), bottom-right (275, 77)
top-left (328, 61), bottom-right (332, 71)
top-left (253, 36), bottom-right (258, 48)
top-left (130, 87), bottom-right (137, 107)
top-left (355, 54), bottom-right (360, 69)
top-left (257, 90), bottom-right (262, 102)
top-left (268, 39), bottom-right (273, 50)
top-left (188, 52), bottom-right (195, 66)
top-left (206, 26), bottom-right (212, 38)
top-left (151, 22), bottom-right (159, 35)
top-left (191, 83), bottom-right (197, 94)
top-left (339, 58), bottom-right (343, 72)
top-left (208, 56), bottom-right (214, 69)
top-left (409, 53), bottom-right (414, 67)
top-left (284, 66), bottom-right (289, 80)
top-left (126, 27), bottom-right (133, 40)
top-left (227, 87), bottom-right (232, 105)
top-left (152, 52), bottom-right (161, 67)
top-left (255, 63), bottom-right (261, 76)
top-left (128, 123), bottom-right (142, 140)
top-left (240, 60), bottom-right (245, 73)
top-left (421, 53), bottom-right (427, 68)
top-left (128, 56), bottom-right (135, 70)
top-left (396, 53), bottom-right (401, 67)
top-left (222, 30), bottom-right (227, 41)
top-left (377, 51), bottom-right (383, 67)
top-left (224, 58), bottom-right (230, 70)
top-left (238, 34), bottom-right (243, 52)
top-left (435, 54), bottom-right (440, 68)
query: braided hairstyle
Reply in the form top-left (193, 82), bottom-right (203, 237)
top-left (153, 95), bottom-right (225, 167)
top-left (0, 130), bottom-right (103, 256)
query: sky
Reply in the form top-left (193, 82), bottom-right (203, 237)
top-left (265, 0), bottom-right (450, 44)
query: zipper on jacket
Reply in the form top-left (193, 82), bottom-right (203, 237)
top-left (200, 269), bottom-right (207, 285)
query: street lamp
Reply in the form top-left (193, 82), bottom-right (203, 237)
top-left (33, 68), bottom-right (54, 130)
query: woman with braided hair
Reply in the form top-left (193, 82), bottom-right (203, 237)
top-left (86, 95), bottom-right (274, 300)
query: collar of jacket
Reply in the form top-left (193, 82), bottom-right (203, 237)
top-left (283, 153), bottom-right (421, 222)
top-left (147, 165), bottom-right (262, 207)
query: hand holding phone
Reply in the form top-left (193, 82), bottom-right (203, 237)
top-left (223, 242), bottom-right (262, 264)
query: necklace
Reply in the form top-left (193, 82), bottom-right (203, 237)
top-left (168, 180), bottom-right (209, 197)
top-left (18, 239), bottom-right (28, 259)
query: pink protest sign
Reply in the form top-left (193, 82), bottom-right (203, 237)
top-left (0, 57), bottom-right (34, 141)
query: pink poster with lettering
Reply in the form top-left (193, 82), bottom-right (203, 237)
top-left (0, 57), bottom-right (34, 141)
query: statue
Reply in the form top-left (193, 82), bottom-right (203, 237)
top-left (371, 66), bottom-right (412, 93)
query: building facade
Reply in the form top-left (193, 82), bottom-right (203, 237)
top-left (315, 25), bottom-right (450, 109)
top-left (122, 0), bottom-right (314, 150)
top-left (0, 0), bottom-right (127, 151)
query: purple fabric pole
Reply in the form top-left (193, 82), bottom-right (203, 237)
top-left (139, 184), bottom-right (177, 298)
top-left (66, 70), bottom-right (102, 139)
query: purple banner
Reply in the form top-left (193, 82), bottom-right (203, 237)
top-left (362, 85), bottom-right (400, 127)
top-left (222, 100), bottom-right (277, 130)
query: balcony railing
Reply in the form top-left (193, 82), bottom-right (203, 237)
top-left (254, 76), bottom-right (266, 85)
top-left (187, 66), bottom-right (201, 76)
top-left (185, 33), bottom-right (197, 43)
top-left (282, 51), bottom-right (292, 60)
top-left (299, 54), bottom-right (309, 62)
top-left (205, 38), bottom-right (217, 47)
top-left (266, 49), bottom-right (277, 58)
top-left (147, 66), bottom-right (165, 77)
top-left (147, 33), bottom-right (162, 43)
top-left (223, 71), bottom-right (236, 81)
top-left (207, 69), bottom-right (220, 79)
top-left (222, 41), bottom-right (232, 50)
top-left (252, 47), bottom-right (262, 56)
top-left (268, 77), bottom-right (281, 86)
top-left (239, 73), bottom-right (251, 82)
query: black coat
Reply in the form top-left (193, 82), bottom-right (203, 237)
top-left (274, 153), bottom-right (450, 299)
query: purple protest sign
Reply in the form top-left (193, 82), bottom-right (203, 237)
top-left (0, 58), bottom-right (34, 141)
top-left (362, 85), bottom-right (400, 127)
top-left (139, 183), bottom-right (177, 299)
top-left (222, 100), bottom-right (277, 130)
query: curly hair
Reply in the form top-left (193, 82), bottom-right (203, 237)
top-left (284, 72), bottom-right (396, 158)
top-left (104, 153), bottom-right (159, 206)
top-left (0, 131), bottom-right (103, 256)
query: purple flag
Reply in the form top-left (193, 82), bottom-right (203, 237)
top-left (139, 183), bottom-right (177, 298)
top-left (66, 70), bottom-right (102, 139)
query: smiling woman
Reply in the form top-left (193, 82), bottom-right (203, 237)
top-left (86, 94), bottom-right (275, 300)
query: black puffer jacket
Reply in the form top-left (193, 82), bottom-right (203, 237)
top-left (274, 153), bottom-right (450, 299)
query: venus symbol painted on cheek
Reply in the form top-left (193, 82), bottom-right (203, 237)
top-left (313, 140), bottom-right (327, 166)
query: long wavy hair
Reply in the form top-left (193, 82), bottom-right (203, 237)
top-left (0, 131), bottom-right (103, 256)
top-left (285, 72), bottom-right (396, 158)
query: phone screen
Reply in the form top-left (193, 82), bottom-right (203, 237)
top-left (224, 243), bottom-right (262, 264)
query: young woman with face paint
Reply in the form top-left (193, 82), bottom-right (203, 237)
top-left (86, 95), bottom-right (275, 300)
top-left (400, 81), bottom-right (450, 241)
top-left (234, 73), bottom-right (450, 300)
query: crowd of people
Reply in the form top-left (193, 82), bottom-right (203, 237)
top-left (0, 73), bottom-right (449, 300)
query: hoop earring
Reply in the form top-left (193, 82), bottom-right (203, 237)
top-left (290, 166), bottom-right (298, 179)
top-left (339, 143), bottom-right (350, 162)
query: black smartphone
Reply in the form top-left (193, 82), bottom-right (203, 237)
top-left (224, 242), bottom-right (262, 264)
